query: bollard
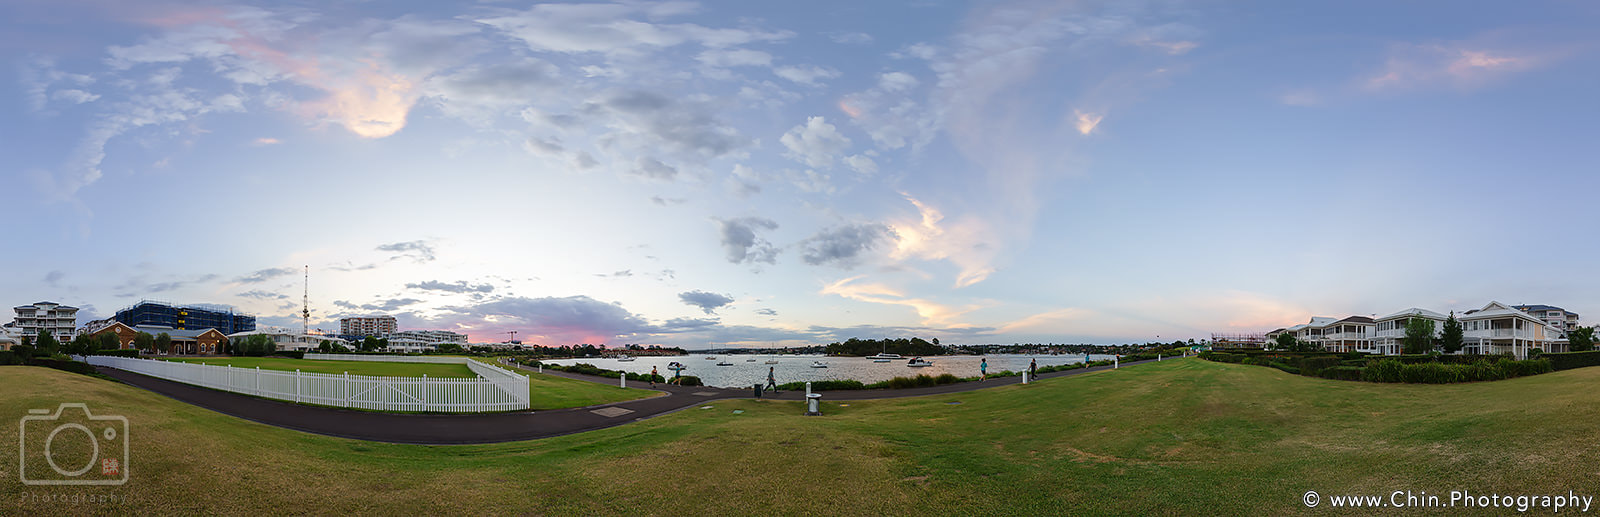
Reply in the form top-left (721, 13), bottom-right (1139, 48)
top-left (619, 374), bottom-right (626, 388)
top-left (1159, 353), bottom-right (1162, 361)
top-left (805, 381), bottom-right (812, 399)
top-left (538, 364), bottom-right (543, 373)
top-left (805, 393), bottom-right (823, 416)
top-left (1115, 355), bottom-right (1119, 369)
top-left (1022, 371), bottom-right (1029, 384)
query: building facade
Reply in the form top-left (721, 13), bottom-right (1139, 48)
top-left (1253, 301), bottom-right (1567, 359)
top-left (12, 301), bottom-right (79, 346)
top-left (339, 316), bottom-right (397, 337)
top-left (1465, 302), bottom-right (1564, 356)
top-left (114, 301), bottom-right (255, 335)
top-left (226, 328), bottom-right (345, 353)
top-left (90, 322), bottom-right (228, 355)
top-left (382, 330), bottom-right (468, 353)
top-left (1512, 305), bottom-right (1581, 335)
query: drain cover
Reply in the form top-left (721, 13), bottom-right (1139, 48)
top-left (591, 407), bottom-right (634, 418)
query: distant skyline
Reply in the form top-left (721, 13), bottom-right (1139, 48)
top-left (4, 1), bottom-right (1598, 348)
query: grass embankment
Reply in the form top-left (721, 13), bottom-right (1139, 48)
top-left (163, 357), bottom-right (653, 410)
top-left (5, 359), bottom-right (1597, 515)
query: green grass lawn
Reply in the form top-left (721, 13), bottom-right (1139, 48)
top-left (5, 358), bottom-right (1596, 515)
top-left (161, 357), bottom-right (652, 410)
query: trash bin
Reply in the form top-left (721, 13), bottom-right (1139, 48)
top-left (805, 393), bottom-right (823, 416)
top-left (754, 383), bottom-right (764, 398)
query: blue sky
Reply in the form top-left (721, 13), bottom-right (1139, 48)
top-left (4, 1), bottom-right (1597, 347)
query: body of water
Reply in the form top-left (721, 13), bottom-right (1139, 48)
top-left (538, 354), bottom-right (1122, 388)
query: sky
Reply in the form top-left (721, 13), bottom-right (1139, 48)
top-left (3, 1), bottom-right (1598, 348)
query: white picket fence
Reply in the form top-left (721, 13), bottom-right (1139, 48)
top-left (303, 353), bottom-right (466, 364)
top-left (82, 355), bottom-right (530, 412)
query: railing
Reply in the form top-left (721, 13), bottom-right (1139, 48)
top-left (1465, 329), bottom-right (1530, 339)
top-left (82, 355), bottom-right (528, 412)
top-left (303, 353), bottom-right (465, 364)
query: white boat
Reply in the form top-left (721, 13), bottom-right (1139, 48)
top-left (716, 361), bottom-right (734, 366)
top-left (764, 360), bottom-right (779, 364)
top-left (704, 356), bottom-right (717, 360)
top-left (746, 358), bottom-right (756, 362)
top-left (869, 353), bottom-right (903, 360)
top-left (810, 361), bottom-right (828, 368)
top-left (616, 355), bottom-right (635, 362)
top-left (907, 358), bottom-right (933, 367)
top-left (668, 362), bottom-right (687, 371)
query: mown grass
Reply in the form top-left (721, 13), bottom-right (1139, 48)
top-left (3, 358), bottom-right (1596, 515)
top-left (162, 357), bottom-right (654, 410)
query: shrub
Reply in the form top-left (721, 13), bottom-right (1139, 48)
top-left (1463, 360), bottom-right (1507, 382)
top-left (1298, 356), bottom-right (1342, 376)
top-left (29, 358), bottom-right (99, 376)
top-left (273, 351), bottom-right (306, 360)
top-left (1544, 351), bottom-right (1600, 371)
top-left (779, 379), bottom-right (867, 391)
top-left (1528, 349), bottom-right (1544, 359)
top-left (1364, 359), bottom-right (1405, 383)
top-left (0, 351), bottom-right (23, 365)
top-left (1498, 358), bottom-right (1552, 378)
top-left (1318, 366), bottom-right (1365, 381)
top-left (886, 375), bottom-right (939, 389)
top-left (1270, 363), bottom-right (1300, 375)
top-left (1401, 362), bottom-right (1462, 384)
top-left (935, 373), bottom-right (961, 385)
top-left (675, 375), bottom-right (703, 387)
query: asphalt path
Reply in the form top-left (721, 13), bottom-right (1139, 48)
top-left (94, 356), bottom-right (1168, 444)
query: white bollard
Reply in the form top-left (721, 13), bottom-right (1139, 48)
top-left (1114, 356), bottom-right (1119, 369)
top-left (1022, 371), bottom-right (1029, 384)
top-left (806, 381), bottom-right (812, 399)
top-left (538, 364), bottom-right (543, 373)
top-left (619, 374), bottom-right (626, 388)
top-left (1159, 354), bottom-right (1162, 361)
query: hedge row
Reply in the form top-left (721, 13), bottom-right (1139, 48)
top-left (1543, 351), bottom-right (1600, 371)
top-left (531, 361), bottom-right (703, 387)
top-left (1203, 352), bottom-right (1555, 384)
top-left (1362, 358), bottom-right (1551, 383)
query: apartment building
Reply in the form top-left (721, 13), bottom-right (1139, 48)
top-left (115, 300), bottom-right (255, 334)
top-left (1369, 308), bottom-right (1448, 356)
top-left (1256, 302), bottom-right (1565, 359)
top-left (12, 301), bottom-right (79, 346)
top-left (227, 328), bottom-right (346, 353)
top-left (1465, 302), bottom-right (1565, 356)
top-left (383, 330), bottom-right (468, 353)
top-left (1512, 305), bottom-right (1581, 334)
top-left (1321, 316), bottom-right (1375, 353)
top-left (340, 316), bottom-right (397, 337)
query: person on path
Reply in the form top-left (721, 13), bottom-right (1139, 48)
top-left (1029, 358), bottom-right (1037, 381)
top-left (650, 366), bottom-right (659, 388)
top-left (765, 366), bottom-right (779, 394)
top-left (980, 357), bottom-right (988, 381)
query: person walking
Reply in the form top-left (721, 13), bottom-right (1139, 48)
top-left (1028, 358), bottom-right (1037, 381)
top-left (650, 365), bottom-right (659, 388)
top-left (980, 357), bottom-right (988, 381)
top-left (765, 366), bottom-right (779, 394)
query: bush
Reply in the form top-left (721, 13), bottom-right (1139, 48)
top-left (1270, 362), bottom-right (1300, 375)
top-left (885, 375), bottom-right (939, 389)
top-left (1463, 360), bottom-right (1507, 382)
top-left (1544, 351), bottom-right (1600, 371)
top-left (675, 375), bottom-right (703, 387)
top-left (1498, 358), bottom-right (1552, 378)
top-left (0, 351), bottom-right (23, 365)
top-left (934, 373), bottom-right (961, 385)
top-left (1364, 359), bottom-right (1405, 383)
top-left (1298, 356), bottom-right (1342, 376)
top-left (778, 379), bottom-right (866, 391)
top-left (1528, 349), bottom-right (1544, 359)
top-left (29, 358), bottom-right (99, 376)
top-left (1318, 366), bottom-right (1365, 381)
top-left (1401, 362), bottom-right (1462, 384)
top-left (273, 351), bottom-right (306, 359)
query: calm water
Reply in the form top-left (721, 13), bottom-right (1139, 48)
top-left (539, 354), bottom-right (1121, 388)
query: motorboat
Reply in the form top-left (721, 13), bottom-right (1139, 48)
top-left (764, 359), bottom-right (779, 364)
top-left (716, 361), bottom-right (734, 366)
top-left (616, 355), bottom-right (635, 362)
top-left (907, 358), bottom-right (933, 367)
top-left (746, 358), bottom-right (756, 362)
top-left (810, 361), bottom-right (828, 368)
top-left (667, 362), bottom-right (687, 371)
top-left (868, 353), bottom-right (903, 360)
top-left (705, 356), bottom-right (717, 360)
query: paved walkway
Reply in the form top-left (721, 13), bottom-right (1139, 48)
top-left (94, 357), bottom-right (1167, 445)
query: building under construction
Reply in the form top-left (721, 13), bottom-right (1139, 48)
top-left (114, 300), bottom-right (256, 335)
top-left (1210, 332), bottom-right (1269, 349)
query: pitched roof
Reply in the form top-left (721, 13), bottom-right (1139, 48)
top-left (1513, 304), bottom-right (1564, 312)
top-left (1333, 315), bottom-right (1375, 324)
top-left (1376, 307), bottom-right (1448, 321)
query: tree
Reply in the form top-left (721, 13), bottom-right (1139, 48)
top-left (155, 332), bottom-right (174, 355)
top-left (98, 332), bottom-right (121, 352)
top-left (1272, 332), bottom-right (1299, 351)
top-left (1402, 318), bottom-right (1436, 355)
top-left (35, 330), bottom-right (61, 356)
top-left (66, 334), bottom-right (93, 356)
top-left (1440, 312), bottom-right (1464, 354)
top-left (318, 340), bottom-right (333, 353)
top-left (134, 332), bottom-right (155, 354)
top-left (931, 338), bottom-right (940, 346)
top-left (437, 342), bottom-right (465, 354)
top-left (1569, 326), bottom-right (1596, 352)
top-left (361, 336), bottom-right (380, 352)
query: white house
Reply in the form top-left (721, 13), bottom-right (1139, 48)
top-left (1462, 301), bottom-right (1563, 358)
top-left (382, 330), bottom-right (468, 353)
top-left (1367, 308), bottom-right (1448, 356)
top-left (227, 328), bottom-right (347, 352)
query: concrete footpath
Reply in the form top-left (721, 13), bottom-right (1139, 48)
top-left (95, 357), bottom-right (1166, 445)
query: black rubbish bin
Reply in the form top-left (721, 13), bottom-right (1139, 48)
top-left (754, 384), bottom-right (764, 398)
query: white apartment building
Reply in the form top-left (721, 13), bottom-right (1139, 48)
top-left (12, 301), bottom-right (78, 345)
top-left (382, 330), bottom-right (468, 353)
top-left (227, 328), bottom-right (348, 353)
top-left (1464, 301), bottom-right (1564, 357)
top-left (340, 315), bottom-right (397, 337)
top-left (1259, 302), bottom-right (1567, 359)
top-left (1512, 305), bottom-right (1581, 335)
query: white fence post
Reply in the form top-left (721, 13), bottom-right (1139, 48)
top-left (422, 374), bottom-right (429, 412)
top-left (295, 369), bottom-right (302, 403)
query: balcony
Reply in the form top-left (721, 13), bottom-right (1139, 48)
top-left (1465, 329), bottom-right (1533, 340)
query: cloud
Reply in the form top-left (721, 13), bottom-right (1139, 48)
top-left (820, 276), bottom-right (978, 327)
top-left (406, 280), bottom-right (493, 293)
top-left (377, 240), bottom-right (436, 263)
top-left (888, 195), bottom-right (998, 288)
top-left (1074, 110), bottom-right (1104, 135)
top-left (651, 195), bottom-right (687, 206)
top-left (630, 157), bottom-right (679, 180)
top-left (238, 290), bottom-right (288, 300)
top-left (235, 267), bottom-right (298, 284)
top-left (780, 116), bottom-right (852, 168)
top-left (678, 290), bottom-right (736, 314)
top-left (361, 298), bottom-right (423, 312)
top-left (828, 32), bottom-right (874, 45)
top-left (596, 270), bottom-right (633, 278)
top-left (843, 154), bottom-right (878, 176)
top-left (251, 137), bottom-right (282, 146)
top-left (43, 271), bottom-right (65, 287)
top-left (424, 58), bottom-right (560, 114)
top-left (714, 216), bottom-right (780, 264)
top-left (877, 72), bottom-right (919, 93)
top-left (696, 48), bottom-right (773, 68)
top-left (582, 90), bottom-right (749, 160)
top-left (333, 300), bottom-right (359, 310)
top-left (50, 89), bottom-right (100, 104)
top-left (434, 295), bottom-right (655, 344)
top-left (1363, 37), bottom-right (1556, 92)
top-left (800, 223), bottom-right (897, 268)
top-left (756, 308), bottom-right (778, 316)
top-left (773, 65), bottom-right (840, 86)
top-left (477, 2), bottom-right (792, 56)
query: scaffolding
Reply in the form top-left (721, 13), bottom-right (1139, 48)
top-left (1211, 332), bottom-right (1269, 349)
top-left (114, 300), bottom-right (256, 334)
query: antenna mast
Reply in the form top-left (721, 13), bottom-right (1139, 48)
top-left (302, 265), bottom-right (310, 335)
